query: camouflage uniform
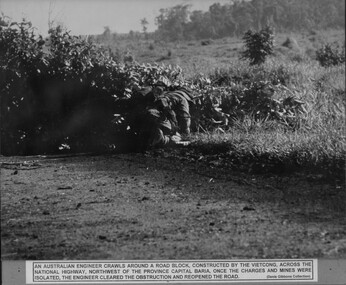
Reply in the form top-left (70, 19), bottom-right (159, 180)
top-left (123, 85), bottom-right (192, 150)
top-left (134, 108), bottom-right (182, 150)
top-left (154, 87), bottom-right (193, 136)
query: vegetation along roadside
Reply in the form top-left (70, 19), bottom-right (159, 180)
top-left (0, 8), bottom-right (345, 182)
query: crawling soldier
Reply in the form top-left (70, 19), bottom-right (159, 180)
top-left (126, 85), bottom-right (190, 151)
top-left (153, 82), bottom-right (194, 137)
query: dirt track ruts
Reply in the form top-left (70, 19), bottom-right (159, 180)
top-left (1, 153), bottom-right (345, 260)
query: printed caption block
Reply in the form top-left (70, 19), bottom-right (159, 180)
top-left (26, 259), bottom-right (318, 283)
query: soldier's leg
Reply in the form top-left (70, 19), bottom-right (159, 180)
top-left (184, 117), bottom-right (191, 135)
top-left (149, 128), bottom-right (170, 148)
top-left (176, 97), bottom-right (191, 135)
top-left (177, 116), bottom-right (191, 135)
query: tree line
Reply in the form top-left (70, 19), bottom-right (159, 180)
top-left (153, 0), bottom-right (345, 41)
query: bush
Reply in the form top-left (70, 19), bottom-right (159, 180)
top-left (0, 18), bottom-right (186, 155)
top-left (189, 76), bottom-right (307, 132)
top-left (148, 43), bottom-right (155, 50)
top-left (240, 26), bottom-right (275, 65)
top-left (316, 42), bottom-right (345, 67)
top-left (282, 37), bottom-right (300, 50)
top-left (201, 39), bottom-right (213, 46)
top-left (1, 19), bottom-right (48, 154)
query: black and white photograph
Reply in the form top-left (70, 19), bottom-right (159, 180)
top-left (1, 0), bottom-right (345, 283)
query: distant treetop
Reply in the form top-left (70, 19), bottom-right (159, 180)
top-left (154, 0), bottom-right (345, 41)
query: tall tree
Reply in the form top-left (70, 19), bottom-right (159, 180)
top-left (140, 18), bottom-right (149, 34)
top-left (155, 5), bottom-right (191, 41)
top-left (153, 0), bottom-right (345, 41)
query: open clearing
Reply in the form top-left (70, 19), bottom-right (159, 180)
top-left (1, 152), bottom-right (345, 260)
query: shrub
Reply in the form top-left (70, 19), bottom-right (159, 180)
top-left (0, 18), bottom-right (186, 155)
top-left (124, 51), bottom-right (135, 63)
top-left (189, 75), bottom-right (307, 132)
top-left (201, 39), bottom-right (213, 46)
top-left (0, 19), bottom-right (47, 154)
top-left (240, 26), bottom-right (275, 65)
top-left (316, 42), bottom-right (345, 67)
top-left (282, 37), bottom-right (300, 50)
top-left (148, 43), bottom-right (155, 50)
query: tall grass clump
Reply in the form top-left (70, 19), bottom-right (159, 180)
top-left (316, 42), bottom-right (345, 67)
top-left (188, 54), bottom-right (345, 178)
top-left (210, 58), bottom-right (323, 88)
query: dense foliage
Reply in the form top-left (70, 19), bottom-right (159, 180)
top-left (189, 77), bottom-right (306, 133)
top-left (316, 42), bottom-right (345, 67)
top-left (0, 19), bottom-right (182, 155)
top-left (154, 0), bottom-right (345, 41)
top-left (1, 18), bottom-right (311, 156)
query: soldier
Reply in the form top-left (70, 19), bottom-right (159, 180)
top-left (124, 85), bottom-right (190, 151)
top-left (133, 105), bottom-right (189, 151)
top-left (153, 83), bottom-right (194, 137)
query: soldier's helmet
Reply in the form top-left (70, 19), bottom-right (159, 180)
top-left (153, 86), bottom-right (165, 96)
top-left (132, 86), bottom-right (156, 104)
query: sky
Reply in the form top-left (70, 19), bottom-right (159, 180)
top-left (0, 0), bottom-right (232, 35)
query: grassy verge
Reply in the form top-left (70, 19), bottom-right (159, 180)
top-left (180, 53), bottom-right (345, 181)
top-left (185, 127), bottom-right (345, 181)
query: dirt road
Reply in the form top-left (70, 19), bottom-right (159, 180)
top-left (1, 151), bottom-right (345, 260)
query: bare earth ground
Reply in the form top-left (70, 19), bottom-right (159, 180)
top-left (1, 151), bottom-right (346, 260)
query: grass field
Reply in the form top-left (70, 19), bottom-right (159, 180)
top-left (104, 29), bottom-right (346, 180)
top-left (108, 29), bottom-right (345, 76)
